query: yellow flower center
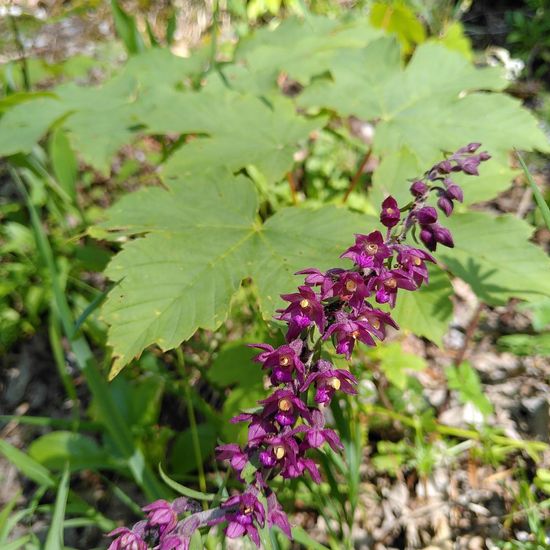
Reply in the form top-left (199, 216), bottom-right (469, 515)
top-left (413, 257), bottom-right (422, 266)
top-left (274, 446), bottom-right (286, 459)
top-left (345, 280), bottom-right (357, 292)
top-left (385, 277), bottom-right (397, 289)
top-left (278, 398), bottom-right (293, 411)
top-left (351, 330), bottom-right (360, 340)
top-left (386, 207), bottom-right (395, 214)
top-left (328, 377), bottom-right (341, 390)
top-left (244, 506), bottom-right (253, 514)
top-left (299, 299), bottom-right (310, 309)
top-left (365, 243), bottom-right (378, 254)
top-left (279, 355), bottom-right (291, 367)
top-left (371, 319), bottom-right (381, 330)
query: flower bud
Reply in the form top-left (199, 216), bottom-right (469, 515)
top-left (416, 206), bottom-right (438, 225)
top-left (410, 180), bottom-right (428, 197)
top-left (434, 225), bottom-right (454, 248)
top-left (380, 196), bottom-right (400, 228)
top-left (420, 227), bottom-right (436, 251)
top-left (446, 183), bottom-right (463, 202)
top-left (437, 196), bottom-right (453, 217)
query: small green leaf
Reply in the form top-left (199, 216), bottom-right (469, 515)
top-left (28, 431), bottom-right (111, 472)
top-left (445, 362), bottom-right (493, 417)
top-left (189, 531), bottom-right (202, 550)
top-left (207, 340), bottom-right (264, 388)
top-left (291, 526), bottom-right (331, 550)
top-left (158, 463), bottom-right (215, 501)
top-left (49, 128), bottom-right (78, 201)
top-left (370, 342), bottom-right (427, 389)
top-left (0, 439), bottom-right (54, 487)
top-left (170, 424), bottom-right (217, 475)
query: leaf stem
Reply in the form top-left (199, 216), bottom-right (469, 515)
top-left (342, 149), bottom-right (371, 204)
top-left (9, 15), bottom-right (30, 91)
top-left (175, 348), bottom-right (208, 504)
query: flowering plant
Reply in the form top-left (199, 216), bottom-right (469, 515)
top-left (108, 144), bottom-right (490, 549)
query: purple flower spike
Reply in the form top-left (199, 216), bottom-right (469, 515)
top-left (223, 492), bottom-right (265, 547)
top-left (120, 145), bottom-right (490, 549)
top-left (108, 526), bottom-right (148, 550)
top-left (380, 196), bottom-right (401, 228)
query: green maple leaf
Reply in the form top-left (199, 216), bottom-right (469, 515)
top-left (298, 38), bottom-right (549, 168)
top-left (440, 212), bottom-right (550, 305)
top-left (94, 171), bottom-right (374, 377)
top-left (225, 15), bottom-right (383, 93)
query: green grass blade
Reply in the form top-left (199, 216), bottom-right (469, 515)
top-left (0, 415), bottom-right (101, 431)
top-left (44, 465), bottom-right (70, 550)
top-left (3, 535), bottom-right (32, 550)
top-left (0, 439), bottom-right (54, 488)
top-left (291, 527), bottom-right (331, 550)
top-left (158, 464), bottom-right (215, 501)
top-left (516, 151), bottom-right (550, 230)
top-left (10, 166), bottom-right (166, 500)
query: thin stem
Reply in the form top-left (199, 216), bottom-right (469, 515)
top-left (342, 149), bottom-right (371, 204)
top-left (453, 302), bottom-right (483, 366)
top-left (286, 172), bottom-right (298, 205)
top-left (175, 348), bottom-right (208, 502)
top-left (9, 15), bottom-right (30, 91)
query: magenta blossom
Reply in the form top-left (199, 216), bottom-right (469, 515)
top-left (250, 340), bottom-right (305, 385)
top-left (369, 269), bottom-right (416, 307)
top-left (108, 525), bottom-right (147, 550)
top-left (340, 230), bottom-right (391, 270)
top-left (380, 196), bottom-right (401, 228)
top-left (301, 360), bottom-right (357, 404)
top-left (222, 492), bottom-right (265, 547)
top-left (277, 286), bottom-right (325, 340)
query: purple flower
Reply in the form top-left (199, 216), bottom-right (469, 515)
top-left (231, 413), bottom-right (276, 447)
top-left (108, 525), bottom-right (147, 550)
top-left (323, 311), bottom-right (376, 358)
top-left (445, 182), bottom-right (463, 202)
top-left (259, 389), bottom-right (311, 426)
top-left (266, 492), bottom-right (292, 538)
top-left (250, 340), bottom-right (305, 385)
top-left (380, 196), bottom-right (400, 228)
top-left (300, 410), bottom-right (343, 451)
top-left (159, 534), bottom-right (189, 550)
top-left (301, 360), bottom-right (357, 404)
top-left (259, 432), bottom-right (300, 469)
top-left (216, 444), bottom-right (248, 473)
top-left (277, 286), bottom-right (325, 340)
top-left (395, 245), bottom-right (434, 286)
top-left (222, 492), bottom-right (265, 547)
top-left (142, 500), bottom-right (178, 536)
top-left (331, 271), bottom-right (369, 311)
top-left (369, 269), bottom-right (417, 308)
top-left (297, 267), bottom-right (343, 298)
top-left (340, 231), bottom-right (391, 269)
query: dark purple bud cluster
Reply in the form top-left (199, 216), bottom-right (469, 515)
top-left (406, 143), bottom-right (491, 251)
top-left (108, 145), bottom-right (490, 550)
